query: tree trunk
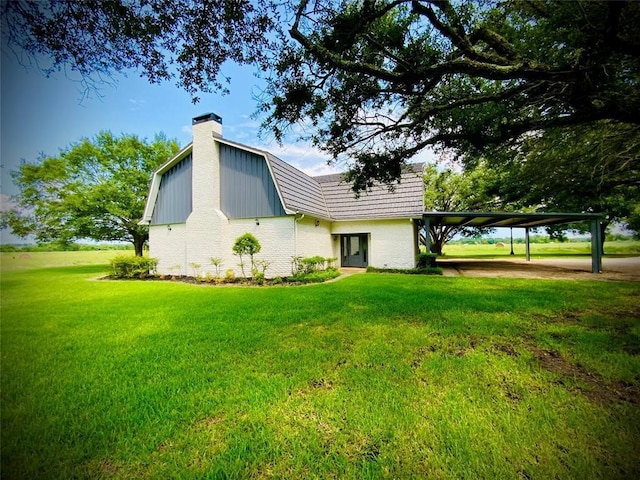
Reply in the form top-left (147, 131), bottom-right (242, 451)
top-left (429, 226), bottom-right (446, 255)
top-left (133, 234), bottom-right (147, 257)
top-left (430, 239), bottom-right (444, 256)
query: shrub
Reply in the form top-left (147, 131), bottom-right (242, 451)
top-left (417, 252), bottom-right (437, 268)
top-left (291, 256), bottom-right (304, 275)
top-left (300, 255), bottom-right (326, 273)
top-left (210, 257), bottom-right (223, 277)
top-left (189, 262), bottom-right (202, 277)
top-left (289, 267), bottom-right (341, 284)
top-left (224, 269), bottom-right (236, 283)
top-left (168, 264), bottom-right (182, 276)
top-left (272, 276), bottom-right (283, 285)
top-left (366, 265), bottom-right (443, 275)
top-left (202, 272), bottom-right (217, 283)
top-left (232, 233), bottom-right (261, 279)
top-left (110, 255), bottom-right (158, 278)
top-left (292, 255), bottom-right (338, 274)
top-left (253, 259), bottom-right (271, 278)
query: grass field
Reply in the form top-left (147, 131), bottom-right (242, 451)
top-left (0, 249), bottom-right (132, 271)
top-left (443, 240), bottom-right (640, 258)
top-left (0, 240), bottom-right (637, 271)
top-left (1, 255), bottom-right (639, 478)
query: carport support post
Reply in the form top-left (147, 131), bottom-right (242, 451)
top-left (525, 227), bottom-right (530, 262)
top-left (591, 219), bottom-right (603, 273)
top-left (423, 215), bottom-right (431, 254)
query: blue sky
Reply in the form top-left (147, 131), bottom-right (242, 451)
top-left (0, 51), bottom-right (339, 189)
top-left (1, 46), bottom-right (352, 243)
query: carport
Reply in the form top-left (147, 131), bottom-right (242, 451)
top-left (422, 212), bottom-right (605, 273)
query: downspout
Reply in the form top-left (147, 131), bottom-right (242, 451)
top-left (294, 212), bottom-right (305, 259)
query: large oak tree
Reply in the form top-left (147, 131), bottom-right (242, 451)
top-left (2, 0), bottom-right (277, 101)
top-left (482, 121), bottom-right (640, 246)
top-left (1, 132), bottom-right (179, 255)
top-left (264, 0), bottom-right (640, 191)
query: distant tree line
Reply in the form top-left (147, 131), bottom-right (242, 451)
top-left (448, 233), bottom-right (636, 246)
top-left (0, 242), bottom-right (135, 253)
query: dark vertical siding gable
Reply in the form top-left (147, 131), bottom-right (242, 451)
top-left (151, 154), bottom-right (193, 224)
top-left (220, 144), bottom-right (286, 218)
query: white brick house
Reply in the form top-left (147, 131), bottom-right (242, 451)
top-left (140, 113), bottom-right (425, 278)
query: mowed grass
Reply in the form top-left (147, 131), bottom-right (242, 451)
top-left (0, 249), bottom-right (133, 271)
top-left (443, 240), bottom-right (640, 258)
top-left (1, 263), bottom-right (639, 479)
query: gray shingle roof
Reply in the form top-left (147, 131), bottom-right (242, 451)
top-left (266, 153), bottom-right (331, 219)
top-left (215, 137), bottom-right (424, 220)
top-left (314, 165), bottom-right (425, 220)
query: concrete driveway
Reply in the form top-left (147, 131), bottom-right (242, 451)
top-left (438, 256), bottom-right (640, 281)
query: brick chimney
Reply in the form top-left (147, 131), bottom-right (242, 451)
top-left (191, 113), bottom-right (222, 212)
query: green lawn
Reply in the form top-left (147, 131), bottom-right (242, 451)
top-left (0, 249), bottom-right (133, 271)
top-left (443, 240), bottom-right (640, 258)
top-left (1, 262), bottom-right (639, 479)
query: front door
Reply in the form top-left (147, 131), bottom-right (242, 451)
top-left (341, 234), bottom-right (368, 267)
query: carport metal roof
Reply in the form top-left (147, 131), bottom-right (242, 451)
top-left (421, 211), bottom-right (605, 273)
top-left (423, 211), bottom-right (603, 228)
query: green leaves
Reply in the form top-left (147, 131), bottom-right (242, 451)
top-left (232, 233), bottom-right (262, 258)
top-left (2, 132), bottom-right (179, 254)
top-left (4, 0), bottom-right (278, 100)
top-left (232, 233), bottom-right (262, 279)
top-left (423, 162), bottom-right (499, 253)
top-left (265, 0), bottom-right (640, 191)
top-left (484, 121), bottom-right (640, 236)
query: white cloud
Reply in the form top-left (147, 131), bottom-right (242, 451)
top-left (255, 140), bottom-right (344, 176)
top-left (224, 119), bottom-right (261, 141)
top-left (0, 193), bottom-right (16, 213)
top-left (293, 161), bottom-right (342, 177)
top-left (128, 98), bottom-right (146, 111)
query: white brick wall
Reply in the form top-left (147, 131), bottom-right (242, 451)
top-left (182, 118), bottom-right (225, 276)
top-left (152, 216), bottom-right (299, 278)
top-left (149, 223), bottom-right (188, 275)
top-left (151, 217), bottom-right (419, 276)
top-left (224, 216), bottom-right (295, 278)
top-left (331, 219), bottom-right (418, 269)
top-left (192, 120), bottom-right (221, 211)
top-left (295, 216), bottom-right (334, 259)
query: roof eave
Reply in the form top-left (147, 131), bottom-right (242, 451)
top-left (140, 144), bottom-right (193, 224)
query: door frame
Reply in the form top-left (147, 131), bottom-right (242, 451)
top-left (340, 233), bottom-right (368, 267)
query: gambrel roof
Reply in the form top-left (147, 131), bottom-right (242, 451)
top-left (141, 137), bottom-right (424, 224)
top-left (202, 137), bottom-right (425, 221)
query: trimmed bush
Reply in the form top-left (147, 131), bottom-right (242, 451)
top-left (291, 255), bottom-right (338, 274)
top-left (366, 265), bottom-right (443, 275)
top-left (110, 255), bottom-right (158, 278)
top-left (417, 252), bottom-right (437, 268)
top-left (289, 267), bottom-right (341, 284)
top-left (232, 233), bottom-right (261, 280)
